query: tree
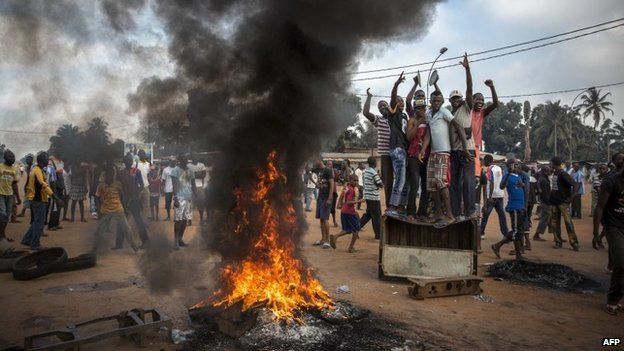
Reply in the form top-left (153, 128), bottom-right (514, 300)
top-left (49, 124), bottom-right (82, 164)
top-left (577, 87), bottom-right (614, 129)
top-left (84, 117), bottom-right (112, 164)
top-left (523, 101), bottom-right (531, 160)
top-left (481, 100), bottom-right (524, 155)
top-left (531, 101), bottom-right (570, 159)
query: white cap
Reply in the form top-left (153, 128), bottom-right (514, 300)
top-left (449, 90), bottom-right (463, 99)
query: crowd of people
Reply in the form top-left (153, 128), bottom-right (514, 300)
top-left (0, 149), bottom-right (211, 252)
top-left (304, 53), bottom-right (623, 315)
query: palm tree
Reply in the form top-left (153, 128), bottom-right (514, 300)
top-left (49, 124), bottom-right (82, 163)
top-left (532, 101), bottom-right (570, 157)
top-left (577, 87), bottom-right (614, 129)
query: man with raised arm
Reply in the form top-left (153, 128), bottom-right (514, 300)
top-left (386, 72), bottom-right (410, 216)
top-left (449, 53), bottom-right (476, 218)
top-left (362, 89), bottom-right (392, 206)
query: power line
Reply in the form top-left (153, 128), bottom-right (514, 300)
top-left (355, 81), bottom-right (624, 99)
top-left (352, 23), bottom-right (624, 82)
top-left (351, 17), bottom-right (624, 75)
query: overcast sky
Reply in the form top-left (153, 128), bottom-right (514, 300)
top-left (0, 0), bottom-right (623, 157)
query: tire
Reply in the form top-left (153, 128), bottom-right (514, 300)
top-left (0, 250), bottom-right (29, 273)
top-left (12, 247), bottom-right (68, 281)
top-left (56, 253), bottom-right (97, 272)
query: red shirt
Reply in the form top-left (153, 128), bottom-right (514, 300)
top-left (341, 185), bottom-right (357, 215)
top-left (407, 122), bottom-right (430, 159)
top-left (471, 109), bottom-right (485, 149)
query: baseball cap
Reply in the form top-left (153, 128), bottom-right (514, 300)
top-left (449, 90), bottom-right (463, 99)
top-left (414, 99), bottom-right (426, 108)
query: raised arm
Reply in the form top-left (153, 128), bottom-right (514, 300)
top-left (483, 79), bottom-right (499, 116)
top-left (390, 71), bottom-right (405, 110)
top-left (362, 88), bottom-right (376, 122)
top-left (460, 53), bottom-right (473, 110)
top-left (405, 74), bottom-right (419, 116)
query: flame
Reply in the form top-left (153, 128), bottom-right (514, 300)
top-left (194, 150), bottom-right (332, 321)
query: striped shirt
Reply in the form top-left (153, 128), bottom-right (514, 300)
top-left (363, 167), bottom-right (382, 201)
top-left (373, 115), bottom-right (390, 156)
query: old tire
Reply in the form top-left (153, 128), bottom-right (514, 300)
top-left (57, 253), bottom-right (97, 272)
top-left (0, 250), bottom-right (29, 273)
top-left (12, 247), bottom-right (68, 280)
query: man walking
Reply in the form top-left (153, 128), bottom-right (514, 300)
top-left (480, 154), bottom-right (508, 242)
top-left (570, 163), bottom-right (585, 219)
top-left (161, 158), bottom-right (174, 221)
top-left (21, 152), bottom-right (64, 250)
top-left (362, 88), bottom-right (392, 206)
top-left (0, 150), bottom-right (20, 242)
top-left (314, 160), bottom-right (334, 249)
top-left (550, 156), bottom-right (580, 251)
top-left (533, 166), bottom-right (552, 242)
top-left (593, 161), bottom-right (624, 315)
top-left (171, 154), bottom-right (195, 249)
top-left (117, 154), bottom-right (149, 248)
top-left (359, 157), bottom-right (383, 240)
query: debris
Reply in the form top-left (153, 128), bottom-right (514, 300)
top-left (488, 260), bottom-right (600, 292)
top-left (392, 291), bottom-right (399, 295)
top-left (24, 308), bottom-right (172, 350)
top-left (172, 329), bottom-right (194, 345)
top-left (335, 285), bottom-right (350, 294)
top-left (473, 294), bottom-right (494, 303)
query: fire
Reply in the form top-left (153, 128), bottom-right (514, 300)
top-left (194, 150), bottom-right (332, 321)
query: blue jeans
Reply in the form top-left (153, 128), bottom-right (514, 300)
top-left (21, 201), bottom-right (47, 249)
top-left (389, 148), bottom-right (409, 208)
top-left (450, 150), bottom-right (476, 217)
top-left (481, 198), bottom-right (509, 237)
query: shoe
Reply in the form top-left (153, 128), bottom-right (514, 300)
top-left (305, 209), bottom-right (312, 212)
top-left (313, 240), bottom-right (322, 246)
top-left (179, 241), bottom-right (189, 247)
top-left (321, 242), bottom-right (331, 249)
top-left (491, 244), bottom-right (501, 259)
top-left (572, 244), bottom-right (580, 251)
top-left (481, 235), bottom-right (485, 240)
top-left (554, 243), bottom-right (562, 249)
top-left (605, 304), bottom-right (621, 315)
top-left (533, 236), bottom-right (546, 241)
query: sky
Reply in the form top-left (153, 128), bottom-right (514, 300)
top-left (0, 0), bottom-right (623, 158)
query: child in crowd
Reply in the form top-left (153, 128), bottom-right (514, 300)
top-left (330, 175), bottom-right (364, 253)
top-left (147, 165), bottom-right (162, 221)
top-left (492, 159), bottom-right (526, 260)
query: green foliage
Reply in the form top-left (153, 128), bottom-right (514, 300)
top-left (577, 87), bottom-right (614, 129)
top-left (48, 118), bottom-right (122, 165)
top-left (481, 100), bottom-right (524, 155)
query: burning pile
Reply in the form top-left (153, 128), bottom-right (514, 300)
top-left (194, 151), bottom-right (332, 322)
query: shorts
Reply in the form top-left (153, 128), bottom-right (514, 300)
top-left (426, 152), bottom-right (451, 191)
top-left (316, 194), bottom-right (331, 220)
top-left (340, 213), bottom-right (360, 233)
top-left (174, 198), bottom-right (192, 222)
top-left (0, 195), bottom-right (14, 223)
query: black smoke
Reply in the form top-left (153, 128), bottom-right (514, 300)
top-left (142, 0), bottom-right (441, 265)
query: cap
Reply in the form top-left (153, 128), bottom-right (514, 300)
top-left (414, 99), bottom-right (426, 108)
top-left (449, 90), bottom-right (463, 99)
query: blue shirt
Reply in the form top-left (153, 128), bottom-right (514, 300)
top-left (571, 170), bottom-right (585, 195)
top-left (505, 173), bottom-right (525, 211)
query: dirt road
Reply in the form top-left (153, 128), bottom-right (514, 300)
top-left (0, 189), bottom-right (621, 350)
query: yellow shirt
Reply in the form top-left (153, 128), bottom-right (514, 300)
top-left (26, 166), bottom-right (54, 202)
top-left (0, 164), bottom-right (18, 196)
top-left (96, 181), bottom-right (124, 215)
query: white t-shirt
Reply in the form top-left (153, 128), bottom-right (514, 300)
top-left (188, 162), bottom-right (207, 188)
top-left (486, 165), bottom-right (505, 199)
top-left (161, 166), bottom-right (173, 193)
top-left (136, 160), bottom-right (150, 188)
top-left (427, 107), bottom-right (454, 153)
top-left (306, 172), bottom-right (317, 189)
top-left (355, 168), bottom-right (364, 187)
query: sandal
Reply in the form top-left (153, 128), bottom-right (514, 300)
top-left (313, 240), bottom-right (322, 246)
top-left (605, 304), bottom-right (620, 315)
top-left (347, 248), bottom-right (359, 253)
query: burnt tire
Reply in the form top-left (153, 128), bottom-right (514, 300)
top-left (12, 247), bottom-right (68, 281)
top-left (0, 250), bottom-right (29, 273)
top-left (56, 253), bottom-right (97, 272)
